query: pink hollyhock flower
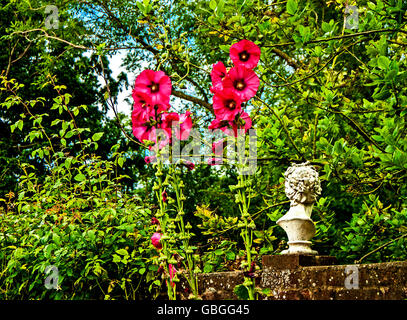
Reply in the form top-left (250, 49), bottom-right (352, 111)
top-left (210, 61), bottom-right (228, 92)
top-left (131, 108), bottom-right (157, 143)
top-left (208, 118), bottom-right (230, 131)
top-left (144, 155), bottom-right (156, 164)
top-left (169, 264), bottom-right (177, 288)
top-left (183, 160), bottom-right (195, 171)
top-left (161, 111), bottom-right (193, 141)
top-left (134, 70), bottom-right (172, 105)
top-left (209, 111), bottom-right (252, 137)
top-left (132, 90), bottom-right (170, 119)
top-left (213, 89), bottom-right (242, 121)
top-left (230, 39), bottom-right (261, 69)
top-left (223, 66), bottom-right (259, 102)
top-left (177, 111), bottom-right (193, 140)
top-left (208, 158), bottom-right (223, 166)
top-left (227, 111), bottom-right (253, 137)
top-left (151, 232), bottom-right (162, 250)
top-left (132, 91), bottom-right (153, 116)
top-left (132, 111), bottom-right (171, 149)
top-left (212, 139), bottom-right (226, 156)
top-left (160, 112), bottom-right (178, 141)
top-left (162, 190), bottom-right (168, 203)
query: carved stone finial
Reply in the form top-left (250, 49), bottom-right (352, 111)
top-left (284, 161), bottom-right (321, 206)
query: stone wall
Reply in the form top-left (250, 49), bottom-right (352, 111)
top-left (186, 255), bottom-right (407, 300)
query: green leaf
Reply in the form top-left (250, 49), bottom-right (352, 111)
top-left (286, 0), bottom-right (298, 15)
top-left (233, 284), bottom-right (249, 299)
top-left (377, 56), bottom-right (390, 70)
top-left (209, 0), bottom-right (217, 10)
top-left (92, 132), bottom-right (104, 142)
top-left (118, 157), bottom-right (124, 168)
top-left (116, 249), bottom-right (128, 256)
top-left (321, 21), bottom-right (332, 33)
top-left (226, 251), bottom-right (236, 260)
top-left (214, 249), bottom-right (224, 256)
top-left (219, 44), bottom-right (230, 52)
top-left (74, 173), bottom-right (86, 182)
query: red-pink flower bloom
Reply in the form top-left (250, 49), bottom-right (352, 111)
top-left (131, 109), bottom-right (158, 143)
top-left (227, 111), bottom-right (252, 137)
top-left (162, 190), bottom-right (168, 203)
top-left (169, 264), bottom-right (177, 288)
top-left (134, 70), bottom-right (172, 105)
top-left (230, 40), bottom-right (261, 69)
top-left (213, 89), bottom-right (242, 121)
top-left (223, 66), bottom-right (259, 102)
top-left (151, 217), bottom-right (160, 225)
top-left (161, 111), bottom-right (193, 141)
top-left (208, 118), bottom-right (230, 131)
top-left (132, 91), bottom-right (153, 116)
top-left (144, 155), bottom-right (156, 164)
top-left (212, 139), bottom-right (226, 156)
top-left (210, 61), bottom-right (228, 92)
top-left (208, 158), bottom-right (223, 166)
top-left (132, 111), bottom-right (171, 148)
top-left (160, 112), bottom-right (179, 140)
top-left (176, 111), bottom-right (193, 140)
top-left (183, 161), bottom-right (195, 171)
top-left (209, 111), bottom-right (252, 137)
top-left (151, 232), bottom-right (162, 250)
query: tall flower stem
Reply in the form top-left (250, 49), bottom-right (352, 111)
top-left (236, 133), bottom-right (256, 300)
top-left (154, 148), bottom-right (176, 300)
top-left (171, 167), bottom-right (199, 298)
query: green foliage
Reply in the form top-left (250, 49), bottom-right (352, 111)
top-left (1, 0), bottom-right (407, 300)
top-left (0, 77), bottom-right (159, 299)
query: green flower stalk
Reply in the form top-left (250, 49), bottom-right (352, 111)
top-left (169, 164), bottom-right (199, 299)
top-left (152, 148), bottom-right (177, 300)
top-left (235, 135), bottom-right (256, 300)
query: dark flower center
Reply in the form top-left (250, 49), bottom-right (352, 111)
top-left (219, 72), bottom-right (226, 79)
top-left (239, 50), bottom-right (250, 62)
top-left (149, 82), bottom-right (160, 93)
top-left (225, 99), bottom-right (237, 110)
top-left (234, 79), bottom-right (246, 91)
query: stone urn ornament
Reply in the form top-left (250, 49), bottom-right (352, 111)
top-left (277, 162), bottom-right (322, 255)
